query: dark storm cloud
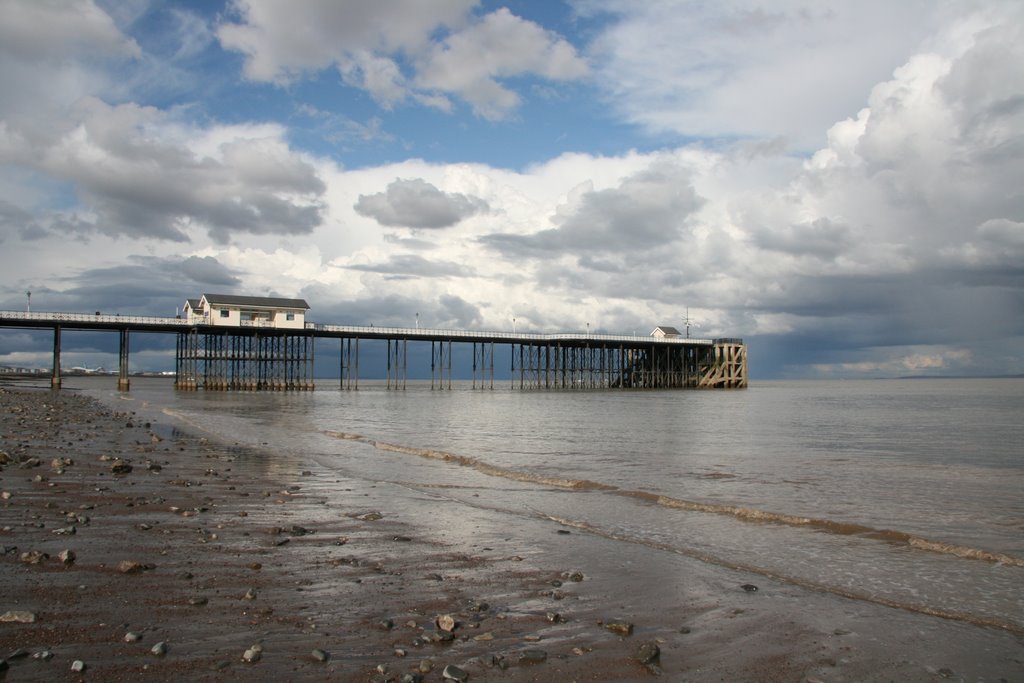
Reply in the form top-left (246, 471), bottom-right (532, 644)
top-left (0, 200), bottom-right (34, 243)
top-left (178, 256), bottom-right (243, 286)
top-left (354, 178), bottom-right (488, 229)
top-left (481, 161), bottom-right (703, 258)
top-left (437, 294), bottom-right (481, 328)
top-left (752, 217), bottom-right (852, 259)
top-left (297, 290), bottom-right (480, 330)
top-left (345, 254), bottom-right (473, 278)
top-left (4, 255), bottom-right (243, 315)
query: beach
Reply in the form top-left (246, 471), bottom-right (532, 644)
top-left (1, 384), bottom-right (1022, 682)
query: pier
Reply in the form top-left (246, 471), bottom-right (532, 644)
top-left (0, 310), bottom-right (747, 391)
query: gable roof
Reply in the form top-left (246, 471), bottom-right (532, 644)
top-left (201, 294), bottom-right (310, 310)
top-left (652, 326), bottom-right (681, 335)
top-left (184, 298), bottom-right (201, 310)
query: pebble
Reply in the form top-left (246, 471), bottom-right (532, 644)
top-left (435, 614), bottom-right (456, 632)
top-left (741, 583), bottom-right (759, 592)
top-left (111, 461), bottom-right (133, 474)
top-left (242, 644), bottom-right (262, 663)
top-left (636, 641), bottom-right (661, 665)
top-left (19, 550), bottom-right (48, 564)
top-left (151, 641), bottom-right (168, 656)
top-left (311, 648), bottom-right (329, 662)
top-left (604, 620), bottom-right (634, 636)
top-left (442, 664), bottom-right (469, 681)
top-left (118, 559), bottom-right (148, 574)
top-left (0, 610), bottom-right (37, 624)
top-left (519, 649), bottom-right (548, 665)
top-left (124, 631), bottom-right (143, 642)
top-left (71, 660), bottom-right (86, 672)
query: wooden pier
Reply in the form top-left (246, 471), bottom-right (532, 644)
top-left (0, 311), bottom-right (747, 391)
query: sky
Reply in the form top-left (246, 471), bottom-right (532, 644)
top-left (0, 0), bottom-right (1022, 379)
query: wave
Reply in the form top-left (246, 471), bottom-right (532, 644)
top-left (323, 430), bottom-right (614, 490)
top-left (321, 429), bottom-right (1024, 569)
top-left (530, 511), bottom-right (1024, 637)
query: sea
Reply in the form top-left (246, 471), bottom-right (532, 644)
top-left (67, 376), bottom-right (1024, 639)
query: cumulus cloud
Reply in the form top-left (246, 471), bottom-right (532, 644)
top-left (354, 178), bottom-right (488, 229)
top-left (581, 0), bottom-right (961, 149)
top-left (217, 0), bottom-right (587, 118)
top-left (751, 217), bottom-right (852, 260)
top-left (178, 255), bottom-right (243, 286)
top-left (344, 253), bottom-right (473, 279)
top-left (414, 7), bottom-right (589, 120)
top-left (0, 0), bottom-right (141, 63)
top-left (482, 160), bottom-right (703, 257)
top-left (0, 97), bottom-right (326, 243)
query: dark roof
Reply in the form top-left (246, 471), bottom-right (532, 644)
top-left (201, 294), bottom-right (310, 310)
top-left (653, 326), bottom-right (681, 335)
top-left (184, 298), bottom-right (201, 309)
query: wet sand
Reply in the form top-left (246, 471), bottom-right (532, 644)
top-left (1, 385), bottom-right (1021, 682)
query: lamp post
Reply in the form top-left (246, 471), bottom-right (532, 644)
top-left (26, 291), bottom-right (31, 313)
top-left (415, 312), bottom-right (419, 329)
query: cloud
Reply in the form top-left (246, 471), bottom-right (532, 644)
top-left (344, 253), bottom-right (473, 279)
top-left (437, 293), bottom-right (481, 328)
top-left (0, 0), bottom-right (141, 63)
top-left (580, 0), bottom-right (974, 149)
top-left (354, 178), bottom-right (488, 228)
top-left (0, 97), bottom-right (327, 243)
top-left (811, 347), bottom-right (975, 377)
top-left (482, 159), bottom-right (703, 257)
top-left (217, 0), bottom-right (587, 118)
top-left (178, 255), bottom-right (243, 286)
top-left (414, 7), bottom-right (589, 119)
top-left (751, 217), bottom-right (852, 260)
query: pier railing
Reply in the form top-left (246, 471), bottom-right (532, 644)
top-left (0, 311), bottom-right (191, 326)
top-left (0, 311), bottom-right (717, 345)
top-left (304, 322), bottom-right (715, 346)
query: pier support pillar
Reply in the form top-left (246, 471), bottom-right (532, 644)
top-left (51, 326), bottom-right (61, 390)
top-left (118, 328), bottom-right (130, 391)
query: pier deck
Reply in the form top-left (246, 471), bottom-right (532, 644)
top-left (0, 311), bottom-right (746, 390)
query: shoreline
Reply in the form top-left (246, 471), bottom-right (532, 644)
top-left (1, 385), bottom-right (1022, 681)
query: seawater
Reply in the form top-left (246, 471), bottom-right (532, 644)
top-left (79, 377), bottom-right (1024, 635)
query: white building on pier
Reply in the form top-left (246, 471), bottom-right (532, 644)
top-left (183, 294), bottom-right (310, 329)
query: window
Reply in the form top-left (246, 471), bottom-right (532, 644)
top-left (286, 313), bottom-right (295, 321)
top-left (220, 309), bottom-right (230, 318)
